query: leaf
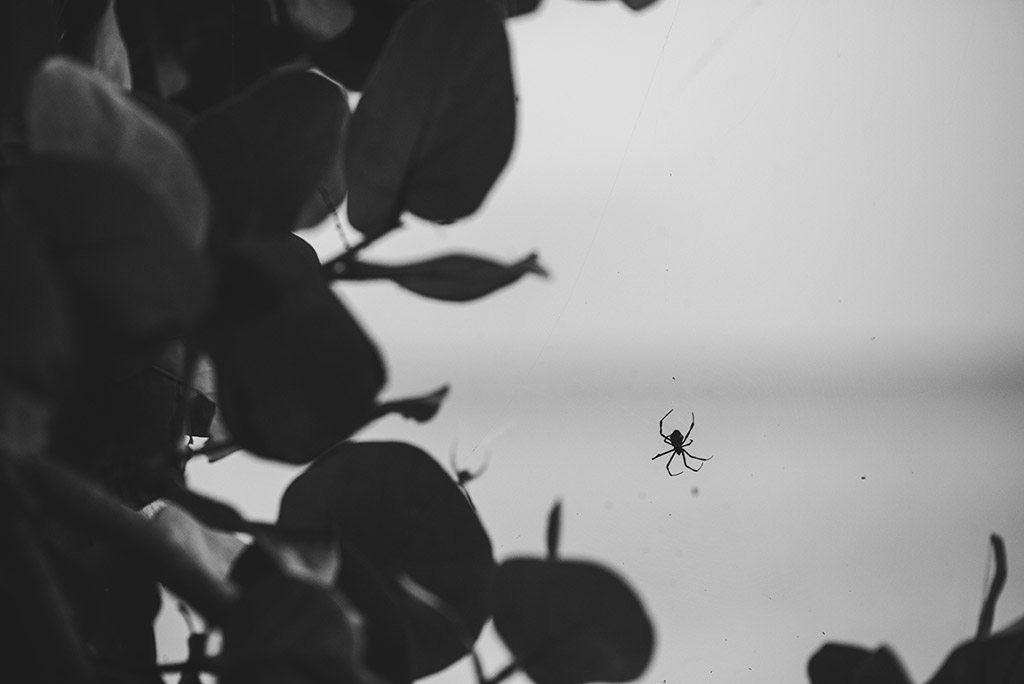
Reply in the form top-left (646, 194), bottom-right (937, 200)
top-left (186, 70), bottom-right (349, 237)
top-left (222, 544), bottom-right (381, 684)
top-left (620, 0), bottom-right (662, 10)
top-left (345, 0), bottom-right (516, 236)
top-left (503, 0), bottom-right (544, 18)
top-left (309, 0), bottom-right (418, 91)
top-left (16, 157), bottom-right (212, 343)
top-left (369, 384), bottom-right (450, 423)
top-left (925, 617), bottom-right (1024, 684)
top-left (0, 197), bottom-right (70, 396)
top-left (492, 558), bottom-right (654, 684)
top-left (277, 441), bottom-right (495, 677)
top-left (77, 0), bottom-right (133, 88)
top-left (203, 233), bottom-right (384, 463)
top-left (546, 500), bottom-right (562, 561)
top-left (25, 56), bottom-right (209, 248)
top-left (807, 643), bottom-right (912, 684)
top-left (283, 0), bottom-right (355, 42)
top-left (334, 252), bottom-right (547, 302)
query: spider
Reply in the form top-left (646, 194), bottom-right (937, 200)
top-left (653, 409), bottom-right (713, 476)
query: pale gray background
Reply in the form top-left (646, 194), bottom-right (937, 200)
top-left (158, 0), bottom-right (1024, 682)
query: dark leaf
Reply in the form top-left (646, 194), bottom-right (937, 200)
top-left (345, 0), bottom-right (516, 236)
top-left (925, 617), bottom-right (1024, 684)
top-left (187, 70), bottom-right (349, 236)
top-left (25, 56), bottom-right (210, 248)
top-left (222, 544), bottom-right (379, 684)
top-left (278, 441), bottom-right (495, 677)
top-left (294, 119), bottom-right (350, 230)
top-left (503, 0), bottom-right (544, 17)
top-left (309, 0), bottom-right (418, 91)
top-left (808, 643), bottom-right (911, 684)
top-left (334, 252), bottom-right (547, 302)
top-left (17, 157), bottom-right (212, 343)
top-left (283, 0), bottom-right (355, 42)
top-left (620, 0), bottom-right (661, 10)
top-left (369, 384), bottom-right (450, 423)
top-left (204, 233), bottom-right (384, 463)
top-left (186, 391), bottom-right (216, 438)
top-left (546, 500), bottom-right (562, 561)
top-left (0, 197), bottom-right (70, 396)
top-left (492, 558), bottom-right (654, 684)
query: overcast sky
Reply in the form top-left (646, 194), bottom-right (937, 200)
top-left (163, 0), bottom-right (1024, 682)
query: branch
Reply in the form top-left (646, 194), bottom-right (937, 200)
top-left (11, 454), bottom-right (239, 622)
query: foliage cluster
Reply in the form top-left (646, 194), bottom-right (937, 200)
top-left (0, 2), bottom-right (1021, 684)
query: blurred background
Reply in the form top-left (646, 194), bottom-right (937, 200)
top-left (158, 0), bottom-right (1024, 681)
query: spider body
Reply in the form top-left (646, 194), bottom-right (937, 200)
top-left (653, 409), bottom-right (713, 476)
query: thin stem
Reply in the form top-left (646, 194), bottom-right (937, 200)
top-left (976, 533), bottom-right (1007, 640)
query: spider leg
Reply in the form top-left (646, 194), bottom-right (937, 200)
top-left (652, 447), bottom-right (675, 461)
top-left (680, 449), bottom-right (712, 472)
top-left (659, 409), bottom-right (673, 439)
top-left (680, 412), bottom-right (696, 443)
top-left (665, 451), bottom-right (685, 476)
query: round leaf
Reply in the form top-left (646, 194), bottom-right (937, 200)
top-left (25, 56), bottom-right (209, 248)
top-left (187, 70), bottom-right (349, 236)
top-left (278, 440), bottom-right (495, 677)
top-left (345, 0), bottom-right (516, 236)
top-left (492, 558), bottom-right (654, 684)
top-left (204, 234), bottom-right (384, 463)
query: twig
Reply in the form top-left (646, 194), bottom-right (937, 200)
top-left (976, 533), bottom-right (1007, 640)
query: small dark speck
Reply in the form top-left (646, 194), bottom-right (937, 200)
top-left (691, 486), bottom-right (699, 496)
top-left (672, 376), bottom-right (676, 380)
top-left (871, 336), bottom-right (876, 341)
top-left (861, 476), bottom-right (866, 480)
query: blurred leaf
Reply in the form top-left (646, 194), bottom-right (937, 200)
top-left (925, 617), bottom-right (1024, 684)
top-left (188, 355), bottom-right (236, 461)
top-left (17, 157), bottom-right (212, 343)
top-left (334, 252), bottom-right (547, 302)
top-left (546, 500), bottom-right (562, 561)
top-left (620, 0), bottom-right (661, 10)
top-left (808, 643), bottom-right (911, 684)
top-left (203, 233), bottom-right (384, 463)
top-left (294, 117), bottom-right (350, 230)
top-left (222, 544), bottom-right (379, 684)
top-left (503, 0), bottom-right (544, 17)
top-left (187, 70), bottom-right (349, 236)
top-left (0, 0), bottom-right (56, 128)
top-left (492, 558), bottom-right (654, 684)
top-left (0, 197), bottom-right (70, 396)
top-left (278, 441), bottom-right (495, 677)
top-left (345, 0), bottom-right (516, 236)
top-left (75, 0), bottom-right (132, 88)
top-left (25, 56), bottom-right (209, 248)
top-left (283, 0), bottom-right (355, 42)
top-left (369, 384), bottom-right (450, 423)
top-left (185, 391), bottom-right (216, 438)
top-left (309, 0), bottom-right (418, 91)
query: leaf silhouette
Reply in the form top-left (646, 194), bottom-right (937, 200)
top-left (187, 70), bottom-right (349, 237)
top-left (333, 252), bottom-right (547, 302)
top-left (345, 0), bottom-right (516, 236)
top-left (26, 56), bottom-right (210, 248)
top-left (278, 440), bottom-right (495, 677)
top-left (16, 157), bottom-right (212, 343)
top-left (203, 233), bottom-right (384, 463)
top-left (807, 644), bottom-right (911, 684)
top-left (492, 558), bottom-right (654, 684)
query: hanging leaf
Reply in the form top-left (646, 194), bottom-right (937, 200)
top-left (925, 616), bottom-right (1024, 684)
top-left (25, 56), bottom-right (209, 248)
top-left (283, 0), bottom-right (356, 42)
top-left (807, 644), bottom-right (911, 684)
top-left (187, 70), bottom-right (349, 237)
top-left (277, 441), bottom-right (495, 677)
top-left (367, 384), bottom-right (450, 423)
top-left (309, 0), bottom-right (418, 91)
top-left (333, 252), bottom-right (547, 302)
top-left (203, 233), bottom-right (384, 463)
top-left (16, 157), bottom-right (212, 343)
top-left (345, 0), bottom-right (516, 236)
top-left (492, 558), bottom-right (654, 684)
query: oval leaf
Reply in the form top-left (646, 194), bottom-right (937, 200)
top-left (25, 56), bottom-right (209, 247)
top-left (345, 0), bottom-right (516, 236)
top-left (334, 252), bottom-right (547, 302)
top-left (278, 440), bottom-right (495, 677)
top-left (187, 70), bottom-right (349, 237)
top-left (203, 233), bottom-right (384, 463)
top-left (492, 558), bottom-right (654, 684)
top-left (17, 157), bottom-right (212, 342)
top-left (808, 644), bottom-right (911, 684)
